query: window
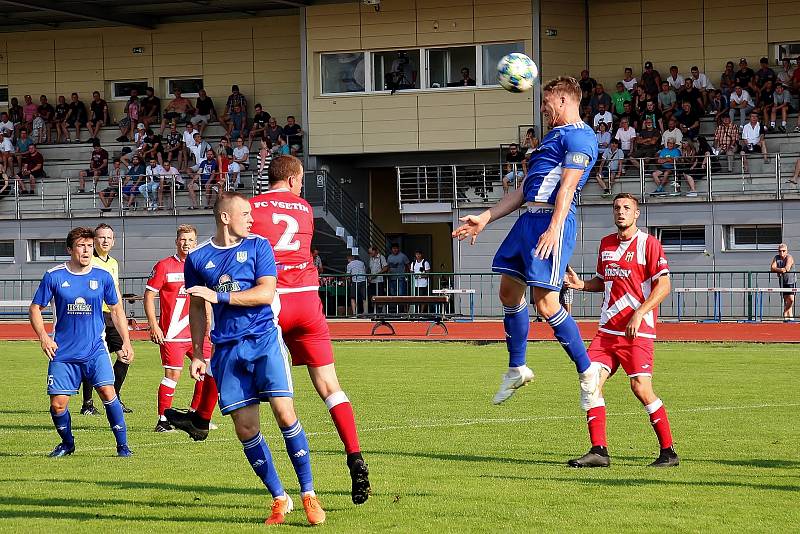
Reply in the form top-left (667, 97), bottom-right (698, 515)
top-left (373, 50), bottom-right (421, 91)
top-left (0, 86), bottom-right (8, 106)
top-left (111, 80), bottom-right (149, 101)
top-left (726, 225), bottom-right (782, 250)
top-left (33, 240), bottom-right (69, 262)
top-left (321, 53), bottom-right (366, 94)
top-left (482, 42), bottom-right (525, 86)
top-left (773, 42), bottom-right (800, 64)
top-left (654, 226), bottom-right (706, 251)
top-left (0, 240), bottom-right (13, 262)
top-left (427, 46), bottom-right (477, 89)
top-left (166, 77), bottom-right (203, 97)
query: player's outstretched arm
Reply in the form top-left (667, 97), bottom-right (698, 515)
top-left (29, 304), bottom-right (57, 360)
top-left (452, 186), bottom-right (524, 245)
top-left (108, 302), bottom-right (134, 363)
top-left (564, 266), bottom-right (604, 292)
top-left (626, 275), bottom-right (671, 338)
top-left (143, 290), bottom-right (164, 344)
top-left (188, 294), bottom-right (208, 380)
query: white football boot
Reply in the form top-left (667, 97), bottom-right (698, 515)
top-left (579, 362), bottom-right (603, 411)
top-left (493, 365), bottom-right (535, 405)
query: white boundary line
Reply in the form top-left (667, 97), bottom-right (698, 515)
top-left (20, 402), bottom-right (799, 455)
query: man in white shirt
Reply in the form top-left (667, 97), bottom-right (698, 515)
top-left (740, 112), bottom-right (768, 173)
top-left (593, 103), bottom-right (613, 130)
top-left (155, 160), bottom-right (183, 209)
top-left (689, 66), bottom-right (714, 109)
top-left (729, 86), bottom-right (754, 126)
top-left (182, 123), bottom-right (197, 171)
top-left (367, 246), bottom-right (388, 313)
top-left (140, 158), bottom-right (165, 210)
top-left (621, 67), bottom-right (637, 91)
top-left (188, 132), bottom-right (211, 173)
top-left (776, 57), bottom-right (794, 87)
top-left (661, 117), bottom-right (683, 147)
top-left (0, 112), bottom-right (14, 138)
top-left (666, 66), bottom-right (684, 91)
top-left (0, 131), bottom-right (14, 173)
top-left (346, 252), bottom-right (368, 315)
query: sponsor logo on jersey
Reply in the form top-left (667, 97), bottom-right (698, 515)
top-left (604, 263), bottom-right (632, 279)
top-left (658, 257), bottom-right (668, 266)
top-left (67, 297), bottom-right (92, 313)
top-left (253, 200), bottom-right (310, 213)
top-left (215, 274), bottom-right (241, 293)
top-left (236, 251), bottom-right (248, 263)
top-left (625, 251), bottom-right (634, 262)
top-left (205, 260), bottom-right (216, 269)
top-left (89, 280), bottom-right (99, 290)
top-left (61, 281), bottom-right (70, 288)
top-left (602, 251), bottom-right (615, 260)
top-left (166, 272), bottom-right (184, 283)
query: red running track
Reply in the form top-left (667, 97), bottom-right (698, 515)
top-left (2, 320), bottom-right (798, 343)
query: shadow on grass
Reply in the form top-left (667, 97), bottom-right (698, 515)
top-left (508, 475), bottom-right (800, 493)
top-left (0, 508), bottom-right (266, 524)
top-left (694, 458), bottom-right (800, 469)
top-left (363, 449), bottom-right (564, 467)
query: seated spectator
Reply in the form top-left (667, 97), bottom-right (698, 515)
top-left (116, 89), bottom-right (140, 142)
top-left (216, 137), bottom-right (233, 165)
top-left (140, 86), bottom-right (161, 130)
top-left (592, 103), bottom-right (613, 130)
top-left (657, 81), bottom-right (677, 120)
top-left (776, 57), bottom-right (794, 87)
top-left (578, 69), bottom-right (597, 106)
top-left (676, 101), bottom-right (700, 140)
top-left (589, 84), bottom-right (612, 114)
top-left (133, 123), bottom-right (148, 153)
top-left (729, 86), bottom-right (754, 126)
top-left (191, 89), bottom-right (216, 135)
top-left (720, 61), bottom-right (736, 97)
top-left (233, 136), bottom-right (250, 173)
top-left (248, 103), bottom-right (270, 150)
top-left (676, 140), bottom-right (699, 197)
top-left (163, 122), bottom-right (184, 169)
top-left (123, 155), bottom-right (147, 210)
top-left (447, 67), bottom-right (476, 87)
top-left (222, 85), bottom-right (247, 133)
top-left (16, 143), bottom-right (45, 195)
top-left (734, 58), bottom-right (756, 93)
top-left (204, 150), bottom-right (224, 209)
top-left (265, 117), bottom-right (283, 146)
top-left (696, 135), bottom-right (720, 174)
top-left (596, 138), bottom-right (623, 196)
top-left (652, 139), bottom-right (681, 194)
top-left (140, 157), bottom-right (165, 210)
top-left (677, 78), bottom-right (703, 114)
top-left (187, 132), bottom-right (211, 175)
top-left (754, 57), bottom-right (776, 92)
top-left (0, 132), bottom-right (14, 174)
top-left (581, 103), bottom-right (594, 127)
top-left (633, 85), bottom-right (652, 115)
top-left (502, 143), bottom-right (526, 194)
top-left (770, 84), bottom-right (792, 133)
top-left (182, 123), bottom-right (197, 168)
top-left (78, 139), bottom-right (109, 193)
top-left (272, 134), bottom-right (290, 156)
top-left (8, 97), bottom-right (23, 135)
top-left (614, 117), bottom-right (637, 169)
top-left (225, 153), bottom-right (242, 190)
top-left (618, 101), bottom-right (640, 130)
top-left (621, 67), bottom-right (637, 91)
top-left (630, 117), bottom-right (660, 171)
top-left (22, 95), bottom-right (37, 132)
top-left (188, 148), bottom-right (218, 209)
top-left (611, 82), bottom-right (631, 117)
top-left (640, 99), bottom-right (663, 131)
top-left (740, 112), bottom-right (768, 172)
top-left (37, 95), bottom-right (55, 144)
top-left (14, 129), bottom-right (33, 170)
top-left (157, 159), bottom-right (183, 208)
top-left (256, 136), bottom-right (273, 194)
top-left (0, 112), bottom-right (14, 139)
top-left (284, 116), bottom-right (304, 155)
top-left (665, 66), bottom-right (684, 91)
top-left (140, 128), bottom-right (163, 165)
top-left (227, 104), bottom-right (248, 140)
top-left (640, 61), bottom-right (662, 97)
top-left (713, 115), bottom-right (740, 173)
top-left (53, 96), bottom-right (69, 143)
top-left (708, 89), bottom-right (729, 125)
top-left (595, 122), bottom-right (611, 151)
top-left (160, 88), bottom-right (195, 135)
top-left (31, 112), bottom-right (46, 145)
top-left (689, 66), bottom-right (714, 108)
top-left (755, 80), bottom-right (775, 129)
top-left (661, 117), bottom-right (683, 147)
top-left (65, 92), bottom-right (88, 143)
top-left (522, 127), bottom-right (539, 157)
top-left (99, 158), bottom-right (124, 212)
top-left (0, 165), bottom-right (10, 197)
top-left (86, 91), bottom-right (109, 143)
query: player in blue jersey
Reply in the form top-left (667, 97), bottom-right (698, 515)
top-left (28, 227), bottom-right (134, 458)
top-left (183, 191), bottom-right (325, 526)
top-left (453, 76), bottom-right (603, 407)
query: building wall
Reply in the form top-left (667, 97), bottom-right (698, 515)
top-left (0, 17), bottom-right (301, 123)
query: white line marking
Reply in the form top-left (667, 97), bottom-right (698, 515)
top-left (22, 402), bottom-right (800, 455)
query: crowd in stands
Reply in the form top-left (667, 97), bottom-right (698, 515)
top-left (0, 84), bottom-right (305, 207)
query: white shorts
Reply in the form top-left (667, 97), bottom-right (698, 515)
top-left (191, 115), bottom-right (210, 125)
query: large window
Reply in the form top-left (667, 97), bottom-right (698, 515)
top-left (482, 42), bottom-right (525, 86)
top-left (32, 240), bottom-right (69, 261)
top-left (427, 46), bottom-right (477, 89)
top-left (726, 225), bottom-right (782, 250)
top-left (654, 226), bottom-right (706, 251)
top-left (166, 77), bottom-right (203, 97)
top-left (0, 86), bottom-right (8, 106)
top-left (0, 240), bottom-right (13, 262)
top-left (373, 50), bottom-right (420, 92)
top-left (321, 53), bottom-right (366, 94)
top-left (112, 80), bottom-right (149, 100)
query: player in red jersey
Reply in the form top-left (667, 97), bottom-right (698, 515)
top-left (144, 224), bottom-right (217, 433)
top-left (564, 193), bottom-right (678, 468)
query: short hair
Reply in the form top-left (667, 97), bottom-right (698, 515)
top-left (287, 115), bottom-right (295, 120)
top-left (231, 84), bottom-right (239, 91)
top-left (268, 155), bottom-right (304, 184)
top-left (691, 66), bottom-right (699, 71)
top-left (624, 67), bottom-right (632, 72)
top-left (613, 192), bottom-right (640, 207)
top-left (542, 76), bottom-right (581, 103)
top-left (670, 65), bottom-right (678, 70)
top-left (95, 223), bottom-right (113, 233)
top-left (213, 191), bottom-right (248, 222)
top-left (146, 86), bottom-right (154, 92)
top-left (71, 92), bottom-right (78, 97)
top-left (610, 138), bottom-right (620, 144)
top-left (67, 227), bottom-right (94, 249)
top-left (92, 139), bottom-right (101, 147)
top-left (176, 224), bottom-right (197, 238)
top-left (255, 103), bottom-right (262, 108)
top-left (391, 243), bottom-right (400, 248)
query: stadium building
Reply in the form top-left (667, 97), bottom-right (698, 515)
top-left (0, 0), bottom-right (798, 318)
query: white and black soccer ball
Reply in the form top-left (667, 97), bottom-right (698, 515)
top-left (497, 53), bottom-right (538, 93)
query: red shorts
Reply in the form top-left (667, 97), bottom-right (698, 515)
top-left (160, 339), bottom-right (213, 369)
top-left (587, 332), bottom-right (654, 377)
top-left (274, 290), bottom-right (334, 368)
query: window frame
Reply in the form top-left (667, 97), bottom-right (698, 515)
top-left (370, 48), bottom-right (424, 93)
top-left (31, 239), bottom-right (69, 262)
top-left (164, 77), bottom-right (204, 98)
top-left (320, 51), bottom-right (369, 96)
top-left (480, 41), bottom-right (527, 87)
top-left (424, 46), bottom-right (479, 90)
top-left (111, 80), bottom-right (150, 102)
top-left (0, 86), bottom-right (8, 107)
top-left (725, 224), bottom-right (783, 251)
top-left (653, 226), bottom-right (706, 252)
top-left (0, 240), bottom-right (13, 263)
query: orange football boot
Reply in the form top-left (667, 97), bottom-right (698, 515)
top-left (302, 494), bottom-right (326, 525)
top-left (265, 494), bottom-right (293, 525)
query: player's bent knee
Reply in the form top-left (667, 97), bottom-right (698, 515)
top-left (629, 377), bottom-right (656, 403)
top-left (50, 395), bottom-right (69, 412)
top-left (269, 397), bottom-right (297, 427)
top-left (95, 385), bottom-right (117, 402)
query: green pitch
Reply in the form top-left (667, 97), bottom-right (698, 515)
top-left (0, 341), bottom-right (798, 533)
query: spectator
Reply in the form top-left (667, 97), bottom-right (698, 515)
top-left (16, 143), bottom-right (45, 195)
top-left (755, 80), bottom-right (775, 130)
top-left (641, 99), bottom-right (663, 131)
top-left (770, 244), bottom-right (796, 320)
top-left (8, 97), bottom-right (23, 135)
top-left (689, 66), bottom-right (714, 108)
top-left (265, 117), bottom-right (283, 146)
top-left (713, 115), bottom-right (740, 173)
top-left (652, 138), bottom-right (681, 194)
top-left (676, 140), bottom-right (699, 197)
top-left (232, 136), bottom-right (249, 174)
top-left (387, 243), bottom-right (410, 298)
top-left (312, 247), bottom-right (323, 275)
top-left (160, 88), bottom-right (195, 135)
top-left (596, 138), bottom-right (623, 197)
top-left (630, 117), bottom-right (660, 171)
top-left (53, 95), bottom-right (69, 143)
top-left (794, 57), bottom-right (800, 94)
top-left (140, 157), bottom-right (165, 211)
top-left (740, 112), bottom-right (768, 173)
top-left (64, 92), bottom-right (88, 143)
top-left (346, 252), bottom-right (367, 315)
top-left (614, 117), bottom-right (637, 169)
top-left (661, 117), bottom-right (683, 146)
top-left (140, 86), bottom-right (161, 130)
top-left (140, 128), bottom-right (164, 165)
top-left (640, 61), bottom-right (662, 97)
top-left (0, 112), bottom-right (15, 141)
top-left (247, 103), bottom-right (270, 150)
top-left (227, 104), bottom-right (248, 140)
top-left (581, 103), bottom-right (594, 127)
top-left (734, 58), bottom-right (755, 91)
top-left (776, 57), bottom-right (794, 87)
top-left (770, 83), bottom-right (791, 133)
top-left (676, 101), bottom-right (700, 140)
top-left (255, 136), bottom-right (272, 193)
top-left (284, 116), bottom-right (304, 155)
top-left (729, 86), bottom-right (754, 126)
top-left (720, 61), bottom-right (736, 97)
top-left (116, 89), bottom-right (140, 142)
top-left (619, 101), bottom-right (640, 130)
top-left (0, 165), bottom-right (10, 197)
top-left (595, 121), bottom-right (611, 151)
top-left (181, 123), bottom-right (197, 169)
top-left (411, 251), bottom-right (431, 303)
top-left (222, 85), bottom-right (247, 132)
top-left (273, 134), bottom-right (290, 156)
top-left (86, 91), bottom-right (109, 143)
top-left (657, 81), bottom-right (678, 120)
top-left (578, 69), bottom-right (597, 106)
top-left (99, 158), bottom-right (124, 212)
top-left (708, 89), bottom-right (729, 124)
top-left (522, 127), bottom-right (539, 158)
top-left (589, 84), bottom-right (612, 114)
top-left (696, 135), bottom-right (720, 174)
top-left (678, 78), bottom-right (703, 114)
top-left (754, 57), bottom-right (776, 91)
top-left (163, 122), bottom-right (184, 169)
top-left (78, 139), bottom-right (109, 193)
top-left (502, 143), bottom-right (526, 194)
top-left (665, 65), bottom-right (684, 91)
top-left (123, 155), bottom-right (146, 210)
top-left (621, 67), bottom-right (637, 91)
top-left (133, 123), bottom-right (148, 153)
top-left (190, 148), bottom-right (218, 210)
top-left (786, 158), bottom-right (800, 186)
top-left (592, 103), bottom-right (613, 130)
top-left (188, 132), bottom-right (211, 176)
top-left (225, 152), bottom-right (242, 190)
top-left (37, 95), bottom-right (56, 144)
top-left (156, 160), bottom-right (182, 209)
top-left (610, 82), bottom-right (631, 117)
top-left (0, 132), bottom-right (14, 174)
top-left (22, 95), bottom-right (37, 132)
top-left (216, 137), bottom-right (233, 165)
top-left (191, 88), bottom-right (216, 135)
top-left (14, 129), bottom-right (33, 170)
top-left (31, 112), bottom-right (46, 145)
top-left (368, 246), bottom-right (388, 311)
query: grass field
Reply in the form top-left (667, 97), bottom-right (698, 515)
top-left (0, 340), bottom-right (798, 533)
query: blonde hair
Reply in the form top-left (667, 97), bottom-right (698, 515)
top-left (542, 76), bottom-right (582, 103)
top-left (176, 224), bottom-right (197, 238)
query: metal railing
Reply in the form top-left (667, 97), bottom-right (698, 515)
top-left (318, 171), bottom-right (387, 255)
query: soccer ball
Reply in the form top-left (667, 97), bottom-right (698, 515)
top-left (497, 53), bottom-right (538, 93)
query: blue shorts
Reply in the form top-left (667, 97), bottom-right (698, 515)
top-left (211, 328), bottom-right (293, 415)
top-left (492, 209), bottom-right (577, 291)
top-left (47, 348), bottom-right (115, 396)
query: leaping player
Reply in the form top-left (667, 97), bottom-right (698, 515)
top-left (144, 224), bottom-right (217, 433)
top-left (564, 193), bottom-right (678, 468)
top-left (453, 76), bottom-right (602, 407)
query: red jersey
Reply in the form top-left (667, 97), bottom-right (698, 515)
top-left (250, 188), bottom-right (319, 292)
top-left (145, 255), bottom-right (191, 342)
top-left (595, 230), bottom-right (669, 339)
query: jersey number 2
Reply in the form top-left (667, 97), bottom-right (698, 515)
top-left (272, 213), bottom-right (301, 251)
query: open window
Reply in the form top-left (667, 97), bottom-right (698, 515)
top-left (427, 46), bottom-right (477, 89)
top-left (373, 50), bottom-right (420, 92)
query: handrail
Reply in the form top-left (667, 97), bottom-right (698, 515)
top-left (319, 171), bottom-right (387, 255)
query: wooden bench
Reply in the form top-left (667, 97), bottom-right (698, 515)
top-left (370, 295), bottom-right (451, 336)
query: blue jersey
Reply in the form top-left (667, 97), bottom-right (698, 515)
top-left (184, 234), bottom-right (278, 345)
top-left (32, 264), bottom-right (118, 363)
top-left (523, 121), bottom-right (597, 210)
top-left (198, 158), bottom-right (218, 180)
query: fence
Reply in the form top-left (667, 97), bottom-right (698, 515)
top-left (1, 271), bottom-right (793, 322)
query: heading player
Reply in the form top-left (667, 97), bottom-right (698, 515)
top-left (453, 76), bottom-right (602, 407)
top-left (29, 227), bottom-right (133, 457)
top-left (144, 224), bottom-right (216, 432)
top-left (183, 192), bottom-right (325, 525)
top-left (564, 193), bottom-right (678, 468)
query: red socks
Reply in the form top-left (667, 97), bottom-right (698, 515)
top-left (646, 399), bottom-right (673, 449)
top-left (586, 405), bottom-right (607, 447)
top-left (190, 379), bottom-right (204, 412)
top-left (196, 375), bottom-right (219, 421)
top-left (325, 391), bottom-right (361, 454)
top-left (157, 377), bottom-right (177, 416)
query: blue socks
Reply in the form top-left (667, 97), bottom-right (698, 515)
top-left (103, 396), bottom-right (128, 447)
top-left (547, 307), bottom-right (591, 373)
top-left (503, 300), bottom-right (529, 368)
top-left (242, 432), bottom-right (285, 498)
top-left (50, 407), bottom-right (74, 446)
top-left (281, 420), bottom-right (314, 494)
